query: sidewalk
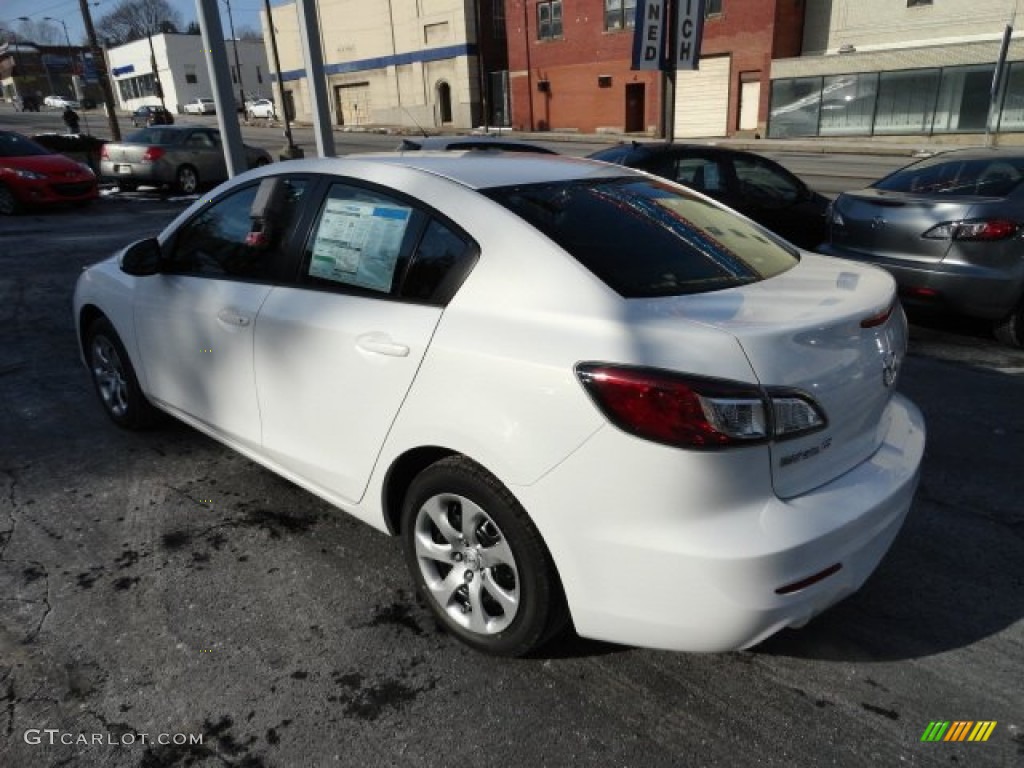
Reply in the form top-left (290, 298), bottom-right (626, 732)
top-left (303, 119), bottom-right (1024, 158)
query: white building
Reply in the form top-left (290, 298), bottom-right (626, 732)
top-left (261, 0), bottom-right (507, 130)
top-left (106, 33), bottom-right (271, 114)
top-left (770, 0), bottom-right (1024, 140)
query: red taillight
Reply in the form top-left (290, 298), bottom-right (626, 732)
top-left (861, 300), bottom-right (895, 328)
top-left (923, 218), bottom-right (1019, 241)
top-left (577, 364), bottom-right (828, 449)
top-left (141, 146), bottom-right (165, 163)
top-left (576, 364), bottom-right (769, 449)
top-left (100, 144), bottom-right (109, 159)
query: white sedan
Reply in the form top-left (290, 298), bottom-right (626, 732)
top-left (245, 98), bottom-right (276, 119)
top-left (183, 97), bottom-right (215, 115)
top-left (44, 95), bottom-right (80, 109)
top-left (73, 154), bottom-right (925, 656)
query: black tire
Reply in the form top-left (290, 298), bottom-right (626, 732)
top-left (85, 317), bottom-right (159, 430)
top-left (400, 456), bottom-right (567, 657)
top-left (255, 157), bottom-right (270, 168)
top-left (0, 183), bottom-right (20, 215)
top-left (118, 181), bottom-right (139, 192)
top-left (993, 303), bottom-right (1024, 347)
top-left (175, 165), bottom-right (199, 195)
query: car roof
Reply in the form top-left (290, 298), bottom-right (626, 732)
top-left (270, 152), bottom-right (637, 190)
top-left (400, 136), bottom-right (556, 153)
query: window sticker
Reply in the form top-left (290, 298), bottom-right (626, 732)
top-left (309, 199), bottom-right (411, 292)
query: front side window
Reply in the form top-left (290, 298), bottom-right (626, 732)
top-left (537, 0), bottom-right (563, 40)
top-left (165, 178), bottom-right (308, 280)
top-left (486, 177), bottom-right (797, 298)
top-left (604, 0), bottom-right (636, 31)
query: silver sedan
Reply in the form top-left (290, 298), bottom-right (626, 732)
top-left (822, 148), bottom-right (1024, 347)
top-left (100, 126), bottom-right (272, 194)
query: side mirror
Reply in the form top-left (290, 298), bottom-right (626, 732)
top-left (120, 238), bottom-right (161, 276)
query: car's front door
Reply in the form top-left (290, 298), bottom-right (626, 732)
top-left (133, 178), bottom-right (309, 448)
top-left (182, 129), bottom-right (225, 184)
top-left (254, 180), bottom-right (477, 504)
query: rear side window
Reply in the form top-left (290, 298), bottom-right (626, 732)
top-left (486, 178), bottom-right (797, 298)
top-left (875, 156), bottom-right (1024, 196)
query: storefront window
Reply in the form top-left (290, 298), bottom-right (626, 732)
top-left (873, 69), bottom-right (940, 134)
top-left (932, 64), bottom-right (994, 132)
top-left (998, 61), bottom-right (1024, 131)
top-left (767, 77), bottom-right (822, 137)
top-left (818, 73), bottom-right (878, 136)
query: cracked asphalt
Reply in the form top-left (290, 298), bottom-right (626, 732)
top-left (0, 194), bottom-right (1022, 768)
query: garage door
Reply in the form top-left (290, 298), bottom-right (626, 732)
top-left (673, 56), bottom-right (730, 138)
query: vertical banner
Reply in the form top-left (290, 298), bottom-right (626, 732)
top-left (631, 0), bottom-right (668, 71)
top-left (675, 0), bottom-right (706, 70)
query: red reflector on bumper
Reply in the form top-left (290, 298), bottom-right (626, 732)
top-left (775, 563), bottom-right (843, 595)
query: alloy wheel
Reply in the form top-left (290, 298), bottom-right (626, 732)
top-left (90, 335), bottom-right (129, 418)
top-left (412, 493), bottom-right (520, 636)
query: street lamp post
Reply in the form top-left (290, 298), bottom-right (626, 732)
top-left (44, 16), bottom-right (90, 132)
top-left (222, 0), bottom-right (247, 115)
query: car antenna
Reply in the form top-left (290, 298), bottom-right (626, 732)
top-left (402, 106), bottom-right (429, 139)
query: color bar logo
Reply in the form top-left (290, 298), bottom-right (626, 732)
top-left (921, 721), bottom-right (997, 742)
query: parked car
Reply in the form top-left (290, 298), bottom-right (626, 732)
top-left (398, 135), bottom-right (557, 153)
top-left (0, 129), bottom-right (98, 214)
top-left (44, 95), bottom-right (81, 109)
top-left (16, 94), bottom-right (41, 112)
top-left (131, 105), bottom-right (175, 128)
top-left (245, 98), bottom-right (277, 120)
top-left (183, 97), bottom-right (216, 115)
top-left (99, 125), bottom-right (272, 194)
top-left (821, 148), bottom-right (1024, 347)
top-left (588, 142), bottom-right (830, 251)
top-left (73, 153), bottom-right (924, 656)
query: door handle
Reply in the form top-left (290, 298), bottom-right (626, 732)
top-left (356, 333), bottom-right (410, 357)
top-left (217, 309), bottom-right (251, 327)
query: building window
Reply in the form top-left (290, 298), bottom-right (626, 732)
top-left (493, 0), bottom-right (507, 38)
top-left (706, 0), bottom-right (723, 15)
top-left (537, 0), bottom-right (563, 40)
top-left (185, 64), bottom-right (197, 84)
top-left (907, 0), bottom-right (932, 6)
top-left (605, 0), bottom-right (636, 31)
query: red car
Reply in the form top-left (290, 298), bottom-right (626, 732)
top-left (0, 130), bottom-right (98, 214)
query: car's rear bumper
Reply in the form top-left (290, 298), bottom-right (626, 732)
top-left (100, 161), bottom-right (170, 187)
top-left (515, 393), bottom-right (925, 652)
top-left (820, 243), bottom-right (1024, 319)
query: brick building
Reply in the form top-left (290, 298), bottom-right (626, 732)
top-left (505, 0), bottom-right (806, 137)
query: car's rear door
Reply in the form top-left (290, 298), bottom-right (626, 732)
top-left (254, 179), bottom-right (478, 504)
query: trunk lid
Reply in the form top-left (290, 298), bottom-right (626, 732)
top-left (628, 254), bottom-right (906, 498)
top-left (831, 188), bottom-right (977, 263)
top-left (103, 143), bottom-right (159, 163)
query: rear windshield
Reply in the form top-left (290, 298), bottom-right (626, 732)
top-left (485, 177), bottom-right (798, 298)
top-left (125, 128), bottom-right (180, 145)
top-left (874, 155), bottom-right (1024, 197)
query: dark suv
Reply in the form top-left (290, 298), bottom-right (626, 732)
top-left (131, 105), bottom-right (175, 128)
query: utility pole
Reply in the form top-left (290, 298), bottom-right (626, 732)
top-left (147, 32), bottom-right (167, 110)
top-left (263, 0), bottom-right (301, 158)
top-left (222, 0), bottom-right (247, 113)
top-left (78, 0), bottom-right (121, 140)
